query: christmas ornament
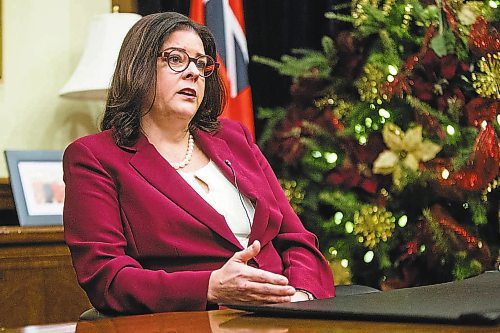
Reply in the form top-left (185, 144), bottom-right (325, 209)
top-left (280, 179), bottom-right (305, 214)
top-left (355, 63), bottom-right (385, 102)
top-left (353, 205), bottom-right (396, 248)
top-left (382, 0), bottom-right (395, 16)
top-left (351, 0), bottom-right (371, 27)
top-left (472, 52), bottom-right (500, 99)
top-left (330, 260), bottom-right (352, 285)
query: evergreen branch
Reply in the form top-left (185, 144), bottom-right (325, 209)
top-left (324, 12), bottom-right (354, 23)
top-left (452, 253), bottom-right (482, 280)
top-left (252, 50), bottom-right (332, 79)
top-left (321, 36), bottom-right (338, 64)
top-left (318, 190), bottom-right (363, 218)
top-left (252, 55), bottom-right (288, 73)
top-left (449, 127), bottom-right (477, 169)
top-left (422, 208), bottom-right (448, 252)
top-left (256, 107), bottom-right (287, 147)
top-left (301, 120), bottom-right (333, 139)
top-left (329, 3), bottom-right (351, 11)
top-left (378, 30), bottom-right (401, 65)
top-left (406, 95), bottom-right (457, 129)
top-left (468, 197), bottom-right (488, 226)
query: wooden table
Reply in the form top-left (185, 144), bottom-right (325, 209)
top-left (2, 309), bottom-right (499, 333)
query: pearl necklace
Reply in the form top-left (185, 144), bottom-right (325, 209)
top-left (171, 134), bottom-right (194, 170)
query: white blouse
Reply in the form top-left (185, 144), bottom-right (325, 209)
top-left (178, 160), bottom-right (255, 248)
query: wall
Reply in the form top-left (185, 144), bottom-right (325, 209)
top-left (0, 0), bottom-right (111, 177)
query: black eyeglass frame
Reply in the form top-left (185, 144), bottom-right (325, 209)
top-left (157, 49), bottom-right (219, 78)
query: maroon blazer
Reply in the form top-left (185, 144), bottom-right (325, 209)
top-left (63, 119), bottom-right (335, 314)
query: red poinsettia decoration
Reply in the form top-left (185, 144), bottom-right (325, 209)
top-left (326, 134), bottom-right (385, 195)
top-left (267, 119), bottom-right (310, 165)
top-left (410, 49), bottom-right (469, 112)
top-left (465, 98), bottom-right (499, 127)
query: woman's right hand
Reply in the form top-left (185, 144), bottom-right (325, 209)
top-left (207, 240), bottom-right (296, 305)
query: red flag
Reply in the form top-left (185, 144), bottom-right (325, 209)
top-left (190, 0), bottom-right (255, 137)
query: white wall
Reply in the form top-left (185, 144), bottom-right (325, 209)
top-left (0, 0), bottom-right (111, 177)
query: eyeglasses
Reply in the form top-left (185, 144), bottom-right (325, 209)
top-left (157, 48), bottom-right (219, 78)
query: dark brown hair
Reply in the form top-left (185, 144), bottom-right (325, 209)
top-left (101, 12), bottom-right (226, 146)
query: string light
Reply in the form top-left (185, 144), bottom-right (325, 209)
top-left (365, 117), bottom-right (373, 127)
top-left (312, 151), bottom-right (322, 158)
top-left (388, 65), bottom-right (398, 75)
top-left (324, 152), bottom-right (338, 164)
top-left (441, 168), bottom-right (450, 179)
top-left (329, 247), bottom-right (338, 256)
top-left (334, 211), bottom-right (344, 225)
top-left (489, 0), bottom-right (498, 8)
top-left (364, 251), bottom-right (374, 263)
top-left (345, 221), bottom-right (354, 233)
top-left (341, 259), bottom-right (349, 268)
top-left (446, 125), bottom-right (455, 135)
top-left (379, 108), bottom-right (391, 118)
top-left (398, 215), bottom-right (408, 227)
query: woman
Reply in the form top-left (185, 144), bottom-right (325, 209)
top-left (63, 12), bottom-right (335, 315)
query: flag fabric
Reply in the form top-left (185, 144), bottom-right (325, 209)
top-left (190, 0), bottom-right (255, 137)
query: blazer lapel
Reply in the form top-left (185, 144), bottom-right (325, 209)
top-left (127, 133), bottom-right (242, 249)
top-left (195, 130), bottom-right (272, 245)
top-left (194, 129), bottom-right (258, 200)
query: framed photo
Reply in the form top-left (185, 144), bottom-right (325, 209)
top-left (4, 150), bottom-right (64, 226)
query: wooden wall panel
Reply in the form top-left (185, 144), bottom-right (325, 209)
top-left (0, 227), bottom-right (91, 328)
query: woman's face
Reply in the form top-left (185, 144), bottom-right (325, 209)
top-left (152, 29), bottom-right (206, 123)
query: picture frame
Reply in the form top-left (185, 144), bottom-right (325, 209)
top-left (4, 150), bottom-right (64, 226)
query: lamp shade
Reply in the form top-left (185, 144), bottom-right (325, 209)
top-left (59, 12), bottom-right (142, 100)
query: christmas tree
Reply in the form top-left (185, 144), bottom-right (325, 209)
top-left (254, 0), bottom-right (499, 288)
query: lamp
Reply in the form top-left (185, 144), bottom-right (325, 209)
top-left (59, 8), bottom-right (141, 100)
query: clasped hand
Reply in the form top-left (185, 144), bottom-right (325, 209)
top-left (208, 240), bottom-right (304, 305)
